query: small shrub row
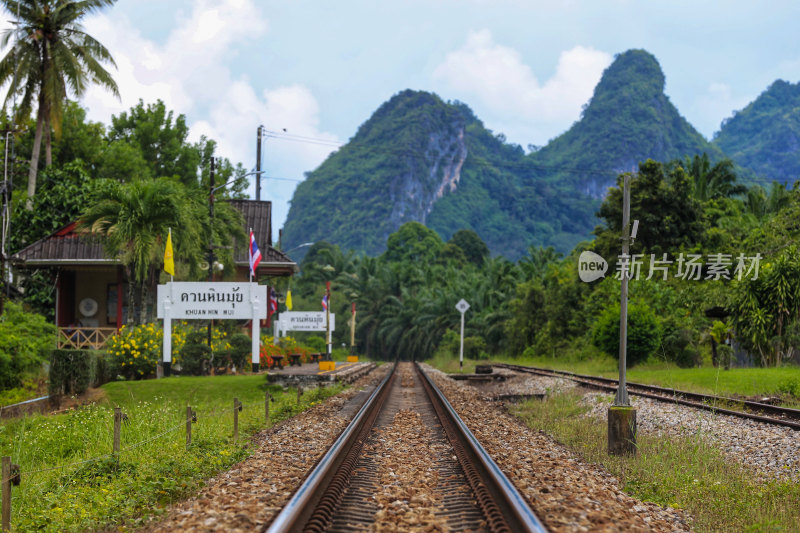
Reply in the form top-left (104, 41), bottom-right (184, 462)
top-left (105, 322), bottom-right (251, 378)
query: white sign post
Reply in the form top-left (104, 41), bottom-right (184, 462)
top-left (157, 282), bottom-right (267, 376)
top-left (455, 299), bottom-right (470, 372)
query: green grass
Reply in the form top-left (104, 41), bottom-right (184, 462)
top-left (517, 355), bottom-right (800, 407)
top-left (425, 352), bottom-right (480, 374)
top-left (426, 354), bottom-right (800, 407)
top-left (0, 374), bottom-right (344, 532)
top-left (510, 390), bottom-right (800, 532)
top-left (0, 378), bottom-right (46, 407)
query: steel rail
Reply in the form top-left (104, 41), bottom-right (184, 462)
top-left (416, 362), bottom-right (548, 533)
top-left (266, 361), bottom-right (549, 533)
top-left (264, 363), bottom-right (396, 533)
top-left (495, 363), bottom-right (800, 430)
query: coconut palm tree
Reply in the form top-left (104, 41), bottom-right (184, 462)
top-left (681, 153), bottom-right (746, 202)
top-left (78, 178), bottom-right (247, 325)
top-left (0, 0), bottom-right (119, 205)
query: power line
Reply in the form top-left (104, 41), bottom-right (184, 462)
top-left (262, 130), bottom-right (343, 148)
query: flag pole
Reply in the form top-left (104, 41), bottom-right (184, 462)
top-left (168, 228), bottom-right (173, 283)
top-left (249, 227), bottom-right (253, 283)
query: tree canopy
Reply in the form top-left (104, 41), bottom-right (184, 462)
top-left (0, 0), bottom-right (119, 202)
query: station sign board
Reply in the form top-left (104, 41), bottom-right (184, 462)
top-left (157, 282), bottom-right (267, 320)
top-left (279, 311), bottom-right (335, 332)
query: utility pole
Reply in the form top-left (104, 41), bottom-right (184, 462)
top-left (616, 172), bottom-right (631, 407)
top-left (1, 129), bottom-right (19, 316)
top-left (256, 126), bottom-right (263, 201)
top-left (208, 157), bottom-right (216, 282)
top-left (207, 158), bottom-right (215, 357)
top-left (608, 172), bottom-right (637, 455)
top-left (455, 299), bottom-right (470, 372)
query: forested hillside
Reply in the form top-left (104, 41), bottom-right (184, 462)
top-left (284, 49), bottom-right (743, 258)
top-left (714, 79), bottom-right (800, 185)
top-left (531, 49), bottom-right (727, 198)
top-left (282, 90), bottom-right (597, 258)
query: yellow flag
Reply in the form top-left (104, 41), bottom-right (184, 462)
top-left (286, 289), bottom-right (293, 310)
top-left (164, 229), bottom-right (175, 276)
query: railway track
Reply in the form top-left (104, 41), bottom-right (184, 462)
top-left (265, 361), bottom-right (547, 533)
top-left (494, 363), bottom-right (800, 430)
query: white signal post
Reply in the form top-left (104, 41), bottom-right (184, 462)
top-left (455, 299), bottom-right (470, 372)
top-left (325, 281), bottom-right (332, 361)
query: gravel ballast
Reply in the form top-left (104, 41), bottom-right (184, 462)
top-left (422, 364), bottom-right (692, 532)
top-left (482, 367), bottom-right (800, 483)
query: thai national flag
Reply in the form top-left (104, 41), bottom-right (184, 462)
top-left (267, 287), bottom-right (278, 327)
top-left (321, 294), bottom-right (328, 311)
top-left (249, 230), bottom-right (262, 276)
top-left (268, 288), bottom-right (278, 315)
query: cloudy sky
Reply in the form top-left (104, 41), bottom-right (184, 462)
top-left (4, 0), bottom-right (800, 240)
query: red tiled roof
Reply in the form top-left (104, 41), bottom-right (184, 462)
top-left (11, 200), bottom-right (295, 273)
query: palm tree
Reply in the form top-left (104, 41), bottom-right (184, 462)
top-left (681, 153), bottom-right (745, 202)
top-left (78, 178), bottom-right (229, 325)
top-left (743, 182), bottom-right (789, 221)
top-left (0, 0), bottom-right (119, 205)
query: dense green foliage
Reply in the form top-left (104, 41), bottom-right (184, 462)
top-left (591, 303), bottom-right (661, 366)
top-left (714, 79), bottom-right (800, 185)
top-left (3, 98), bottom-right (247, 318)
top-left (285, 224), bottom-right (518, 361)
top-left (48, 349), bottom-right (92, 401)
top-left (0, 0), bottom-right (119, 201)
top-left (0, 301), bottom-right (54, 388)
top-left (78, 177), bottom-right (244, 324)
top-left (593, 159), bottom-right (705, 260)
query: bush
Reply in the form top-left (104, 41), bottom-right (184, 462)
top-left (48, 349), bottom-right (90, 404)
top-left (105, 323), bottom-right (162, 380)
top-left (180, 330), bottom-right (212, 376)
top-left (304, 336), bottom-right (326, 352)
top-left (0, 301), bottom-right (55, 389)
top-left (227, 333), bottom-right (252, 370)
top-left (591, 303), bottom-right (661, 366)
top-left (88, 350), bottom-right (110, 386)
top-left (660, 321), bottom-right (700, 368)
top-left (463, 336), bottom-right (487, 360)
top-left (717, 344), bottom-right (733, 370)
top-left (104, 321), bottom-right (241, 379)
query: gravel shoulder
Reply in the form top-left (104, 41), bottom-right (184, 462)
top-left (483, 366), bottom-right (800, 483)
top-left (422, 364), bottom-right (692, 532)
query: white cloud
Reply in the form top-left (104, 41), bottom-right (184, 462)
top-left (74, 0), bottom-right (338, 235)
top-left (193, 82), bottom-right (340, 231)
top-left (81, 0), bottom-right (266, 122)
top-left (433, 30), bottom-right (611, 146)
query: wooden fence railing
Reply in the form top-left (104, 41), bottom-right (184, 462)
top-left (57, 327), bottom-right (117, 350)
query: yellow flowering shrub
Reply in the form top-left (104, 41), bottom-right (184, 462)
top-left (105, 321), bottom-right (214, 379)
top-left (106, 324), bottom-right (162, 380)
